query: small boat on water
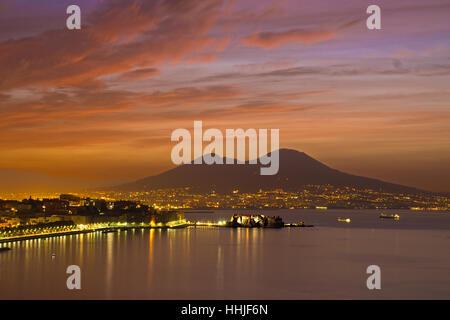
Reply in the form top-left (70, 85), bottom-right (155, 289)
top-left (286, 221), bottom-right (314, 228)
top-left (102, 229), bottom-right (118, 234)
top-left (168, 224), bottom-right (186, 229)
top-left (380, 213), bottom-right (400, 220)
top-left (0, 247), bottom-right (11, 252)
top-left (337, 217), bottom-right (351, 223)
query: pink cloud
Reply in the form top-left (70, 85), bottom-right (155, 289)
top-left (0, 0), bottom-right (226, 91)
top-left (243, 28), bottom-right (335, 49)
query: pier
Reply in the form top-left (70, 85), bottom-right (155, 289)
top-left (0, 215), bottom-right (313, 244)
top-left (0, 224), bottom-right (188, 244)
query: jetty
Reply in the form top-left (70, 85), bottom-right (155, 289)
top-left (189, 214), bottom-right (313, 228)
top-left (0, 214), bottom-right (313, 243)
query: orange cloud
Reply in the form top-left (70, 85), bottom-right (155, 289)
top-left (117, 68), bottom-right (160, 81)
top-left (0, 85), bottom-right (242, 134)
top-left (243, 28), bottom-right (335, 49)
top-left (140, 86), bottom-right (241, 107)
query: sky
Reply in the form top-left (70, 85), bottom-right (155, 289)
top-left (0, 0), bottom-right (449, 192)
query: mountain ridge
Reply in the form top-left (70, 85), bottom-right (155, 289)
top-left (114, 149), bottom-right (429, 195)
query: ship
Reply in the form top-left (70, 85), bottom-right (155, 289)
top-left (102, 229), bottom-right (118, 234)
top-left (286, 221), bottom-right (314, 228)
top-left (379, 213), bottom-right (400, 220)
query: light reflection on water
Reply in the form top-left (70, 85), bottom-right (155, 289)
top-left (0, 210), bottom-right (449, 299)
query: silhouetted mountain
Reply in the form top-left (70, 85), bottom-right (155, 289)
top-left (115, 149), bottom-right (426, 194)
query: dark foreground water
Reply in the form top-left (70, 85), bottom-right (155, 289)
top-left (0, 210), bottom-right (449, 299)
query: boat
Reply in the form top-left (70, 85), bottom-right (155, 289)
top-left (102, 229), bottom-right (118, 234)
top-left (286, 221), bottom-right (314, 228)
top-left (337, 217), bottom-right (351, 223)
top-left (168, 224), bottom-right (186, 229)
top-left (0, 247), bottom-right (11, 252)
top-left (380, 213), bottom-right (400, 220)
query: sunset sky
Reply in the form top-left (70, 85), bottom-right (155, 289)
top-left (0, 0), bottom-right (449, 192)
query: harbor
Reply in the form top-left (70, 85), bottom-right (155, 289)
top-left (1, 209), bottom-right (447, 300)
top-left (0, 209), bottom-right (412, 244)
top-left (0, 214), bottom-right (314, 244)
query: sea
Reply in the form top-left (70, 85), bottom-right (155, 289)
top-left (0, 209), bottom-right (449, 299)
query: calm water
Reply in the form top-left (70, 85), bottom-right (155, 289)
top-left (1, 209), bottom-right (449, 299)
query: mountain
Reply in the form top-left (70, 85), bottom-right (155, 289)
top-left (115, 149), bottom-right (426, 194)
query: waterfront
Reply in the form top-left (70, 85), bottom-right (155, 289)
top-left (1, 210), bottom-right (449, 299)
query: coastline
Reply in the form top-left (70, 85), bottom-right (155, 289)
top-left (0, 225), bottom-right (188, 244)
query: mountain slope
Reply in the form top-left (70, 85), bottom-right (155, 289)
top-left (115, 149), bottom-right (425, 194)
